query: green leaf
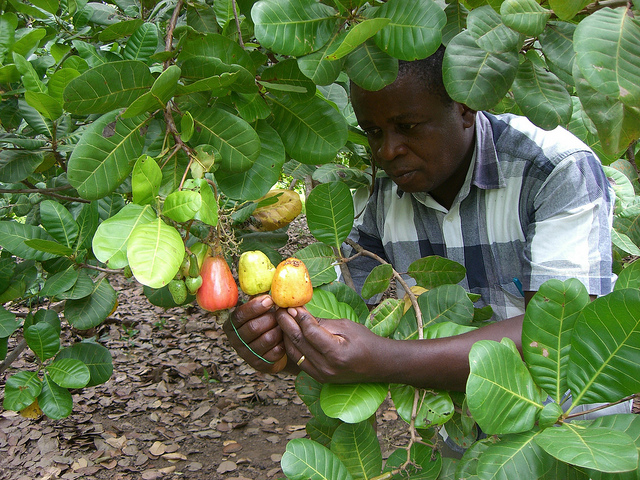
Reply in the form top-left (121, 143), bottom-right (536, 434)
top-left (539, 21), bottom-right (577, 86)
top-left (319, 282), bottom-right (369, 324)
top-left (306, 182), bottom-right (354, 249)
top-left (585, 414), bottom-right (640, 480)
top-left (0, 149), bottom-right (45, 183)
top-left (123, 22), bottom-right (158, 62)
top-left (370, 0), bottom-right (446, 61)
top-left (574, 7), bottom-right (640, 109)
top-left (306, 289), bottom-right (358, 323)
top-left (24, 322), bottom-right (60, 361)
top-left (261, 59), bottom-right (316, 102)
top-left (326, 18), bottom-right (390, 61)
top-left (535, 423), bottom-right (638, 473)
top-left (384, 443), bottom-right (442, 479)
top-left (46, 358), bottom-right (91, 389)
top-left (611, 229), bottom-right (640, 257)
top-left (24, 91), bottom-right (63, 120)
top-left (467, 338), bottom-right (545, 435)
top-left (127, 218), bottom-right (185, 288)
top-left (365, 298), bottom-right (403, 338)
top-left (478, 430), bottom-right (556, 480)
top-left (132, 155), bottom-right (162, 205)
top-left (162, 190), bottom-right (202, 223)
top-left (296, 371), bottom-right (326, 418)
top-left (443, 30), bottom-right (519, 111)
top-left (281, 438), bottom-right (354, 480)
top-left (407, 255), bottom-right (466, 289)
top-left (3, 371), bottom-right (42, 411)
top-left (361, 263), bottom-right (393, 299)
top-left (38, 374), bottom-right (73, 420)
top-left (548, 0), bottom-right (591, 21)
top-left (298, 35), bottom-right (346, 86)
top-left (190, 107), bottom-right (260, 174)
top-left (522, 279), bottom-right (590, 403)
top-left (56, 341), bottom-right (113, 387)
top-left (500, 0), bottom-right (551, 36)
top-left (0, 221), bottom-right (58, 261)
top-left (568, 288), bottom-right (640, 406)
top-left (294, 243), bottom-right (338, 287)
top-left (75, 201), bottom-right (100, 252)
top-left (252, 0), bottom-right (338, 57)
top-left (320, 383), bottom-right (388, 424)
top-left (98, 19), bottom-right (145, 41)
top-left (193, 178), bottom-right (218, 227)
top-left (268, 94), bottom-right (348, 165)
top-left (23, 238), bottom-right (74, 256)
top-left (64, 277), bottom-right (117, 330)
top-left (391, 384), bottom-right (454, 428)
top-left (512, 53), bottom-right (572, 130)
top-left (55, 270), bottom-right (94, 300)
top-left (63, 60), bottom-right (153, 114)
top-left (344, 40), bottom-right (398, 91)
top-left (40, 266), bottom-right (79, 297)
top-left (0, 306), bottom-right (19, 337)
top-left (615, 259), bottom-right (640, 291)
top-left (92, 204), bottom-right (156, 269)
top-left (330, 421), bottom-right (382, 480)
top-left (40, 200), bottom-right (79, 248)
top-left (467, 5), bottom-right (522, 54)
top-left (67, 111), bottom-right (148, 200)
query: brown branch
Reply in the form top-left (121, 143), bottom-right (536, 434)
top-left (232, 0), bottom-right (244, 47)
top-left (80, 264), bottom-right (123, 274)
top-left (0, 338), bottom-right (27, 374)
top-left (0, 186), bottom-right (74, 194)
top-left (163, 0), bottom-right (184, 68)
top-left (564, 394), bottom-right (639, 421)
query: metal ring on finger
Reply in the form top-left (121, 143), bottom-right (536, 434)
top-left (296, 355), bottom-right (306, 366)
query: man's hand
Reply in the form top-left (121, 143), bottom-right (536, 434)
top-left (276, 306), bottom-right (393, 384)
top-left (223, 295), bottom-right (288, 374)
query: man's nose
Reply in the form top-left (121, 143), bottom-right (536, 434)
top-left (377, 131), bottom-right (405, 161)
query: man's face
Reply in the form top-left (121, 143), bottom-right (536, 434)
top-left (351, 73), bottom-right (476, 207)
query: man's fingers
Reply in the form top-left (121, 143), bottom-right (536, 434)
top-left (233, 295), bottom-right (274, 326)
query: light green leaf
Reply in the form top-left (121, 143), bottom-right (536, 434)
top-left (391, 384), bottom-right (454, 428)
top-left (297, 34), bottom-right (346, 86)
top-left (443, 30), bottom-right (519, 111)
top-left (268, 94), bottom-right (348, 165)
top-left (568, 288), bottom-right (640, 406)
top-left (127, 218), bottom-right (185, 288)
top-left (326, 18), bottom-right (390, 61)
top-left (23, 238), bottom-right (73, 256)
top-left (92, 204), bottom-right (156, 269)
top-left (615, 259), bottom-right (640, 291)
top-left (3, 371), bottom-right (42, 411)
top-left (67, 111), bottom-right (148, 200)
top-left (46, 358), bottom-right (91, 389)
top-left (40, 200), bottom-right (79, 248)
top-left (193, 178), bottom-right (218, 227)
top-left (361, 263), bottom-right (393, 299)
top-left (306, 289), bottom-right (358, 323)
top-left (370, 0), bottom-right (446, 61)
top-left (535, 423), bottom-right (638, 473)
top-left (306, 182), bottom-right (354, 249)
top-left (612, 229), bottom-right (640, 257)
top-left (64, 277), bottom-right (117, 330)
top-left (56, 341), bottom-right (113, 387)
top-left (467, 5), bottom-right (521, 54)
top-left (38, 374), bottom-right (73, 420)
top-left (500, 0), bottom-right (551, 36)
top-left (365, 298), bottom-right (403, 338)
top-left (522, 279), bottom-right (590, 403)
top-left (407, 255), bottom-right (466, 289)
top-left (320, 382), bottom-right (388, 424)
top-left (63, 60), bottom-right (153, 114)
top-left (132, 155), bottom-right (162, 205)
top-left (330, 422), bottom-right (382, 480)
top-left (467, 338), bottom-right (545, 435)
top-left (162, 190), bottom-right (202, 223)
top-left (294, 243), bottom-right (338, 287)
top-left (574, 7), bottom-right (640, 109)
top-left (24, 91), bottom-right (63, 120)
top-left (548, 0), bottom-right (591, 21)
top-left (25, 322), bottom-right (60, 361)
top-left (252, 0), bottom-right (338, 57)
top-left (281, 438), bottom-right (354, 480)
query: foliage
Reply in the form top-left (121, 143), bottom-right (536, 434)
top-left (1, 0), bottom-right (640, 478)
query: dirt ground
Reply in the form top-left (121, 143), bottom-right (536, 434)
top-left (0, 219), bottom-right (410, 480)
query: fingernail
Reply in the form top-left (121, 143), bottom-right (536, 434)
top-left (262, 296), bottom-right (273, 307)
top-left (288, 308), bottom-right (297, 317)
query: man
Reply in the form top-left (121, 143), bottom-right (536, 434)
top-left (223, 46), bottom-right (616, 393)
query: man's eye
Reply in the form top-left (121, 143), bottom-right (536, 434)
top-left (364, 128), bottom-right (381, 137)
top-left (398, 123), bottom-right (418, 131)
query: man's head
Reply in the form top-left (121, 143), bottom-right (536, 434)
top-left (350, 47), bottom-right (476, 208)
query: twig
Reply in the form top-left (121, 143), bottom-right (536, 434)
top-left (0, 338), bottom-right (27, 374)
top-left (80, 264), bottom-right (123, 274)
top-left (0, 186), bottom-right (73, 194)
top-left (232, 0), bottom-right (244, 47)
top-left (163, 0), bottom-right (184, 69)
top-left (564, 394), bottom-right (639, 421)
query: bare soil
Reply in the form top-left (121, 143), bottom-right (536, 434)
top-left (0, 218), bottom-right (409, 480)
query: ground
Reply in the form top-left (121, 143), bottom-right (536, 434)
top-left (0, 218), bottom-right (410, 480)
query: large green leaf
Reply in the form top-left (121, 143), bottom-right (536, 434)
top-left (39, 200), bottom-right (79, 248)
top-left (294, 243), bottom-right (338, 287)
top-left (361, 263), bottom-right (393, 299)
top-left (443, 30), bottom-right (519, 111)
top-left (67, 111), bottom-right (148, 200)
top-left (306, 289), bottom-right (358, 323)
top-left (92, 203), bottom-right (156, 269)
top-left (0, 221), bottom-right (58, 261)
top-left (390, 384), bottom-right (454, 428)
top-left (64, 277), bottom-right (117, 330)
top-left (407, 255), bottom-right (466, 289)
top-left (252, 0), bottom-right (338, 57)
top-left (330, 421), bottom-right (382, 480)
top-left (548, 0), bottom-right (591, 21)
top-left (522, 279), bottom-right (590, 403)
top-left (500, 0), bottom-right (551, 36)
top-left (467, 5), bottom-right (521, 54)
top-left (467, 338), bottom-right (545, 435)
top-left (325, 18), bottom-right (390, 61)
top-left (24, 322), bottom-right (60, 361)
top-left (123, 22), bottom-right (158, 62)
top-left (320, 382), bottom-right (388, 424)
top-left (0, 306), bottom-right (19, 337)
top-left (585, 414), bottom-right (640, 480)
top-left (268, 94), bottom-right (348, 165)
top-left (574, 7), bottom-right (640, 109)
top-left (369, 0), bottom-right (445, 61)
top-left (46, 358), bottom-right (91, 389)
top-left (512, 53), bottom-right (572, 131)
top-left (384, 443), bottom-right (442, 479)
top-left (38, 374), bottom-right (73, 420)
top-left (535, 423), bottom-right (638, 473)
top-left (63, 60), bottom-right (153, 114)
top-left (131, 155), bottom-right (162, 206)
top-left (615, 259), bottom-right (640, 291)
top-left (56, 340), bottom-right (113, 387)
top-left (365, 298), bottom-right (403, 338)
top-left (477, 430), bottom-right (555, 480)
top-left (306, 181), bottom-right (354, 249)
top-left (127, 218), bottom-right (185, 288)
top-left (162, 190), bottom-right (201, 223)
top-left (189, 107), bottom-right (260, 174)
top-left (0, 149), bottom-right (45, 183)
top-left (539, 21), bottom-right (576, 86)
top-left (281, 438), bottom-right (354, 480)
top-left (3, 371), bottom-right (42, 411)
top-left (344, 40), bottom-right (398, 91)
top-left (55, 270), bottom-right (95, 300)
top-left (568, 288), bottom-right (640, 406)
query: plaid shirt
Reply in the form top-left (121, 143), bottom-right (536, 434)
top-left (344, 112), bottom-right (616, 321)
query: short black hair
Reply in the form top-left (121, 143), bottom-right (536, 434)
top-left (398, 45), bottom-right (453, 105)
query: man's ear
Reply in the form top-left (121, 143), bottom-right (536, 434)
top-left (458, 103), bottom-right (476, 129)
